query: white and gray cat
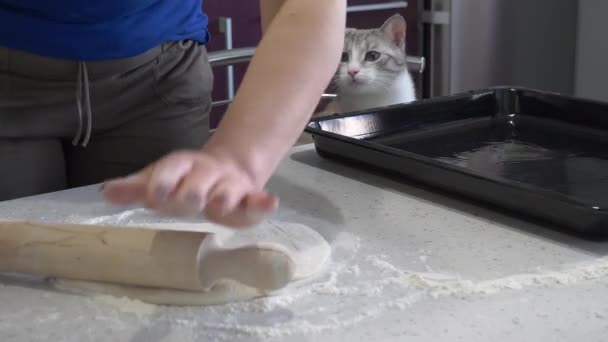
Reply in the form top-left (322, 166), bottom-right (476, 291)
top-left (320, 13), bottom-right (416, 115)
top-left (297, 14), bottom-right (416, 145)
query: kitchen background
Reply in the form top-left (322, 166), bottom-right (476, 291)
top-left (203, 0), bottom-right (606, 129)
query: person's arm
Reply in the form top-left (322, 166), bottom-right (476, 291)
top-left (259, 0), bottom-right (285, 33)
top-left (203, 0), bottom-right (346, 188)
top-left (103, 0), bottom-right (346, 227)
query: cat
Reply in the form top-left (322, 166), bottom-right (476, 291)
top-left (319, 13), bottom-right (416, 116)
top-left (296, 14), bottom-right (416, 145)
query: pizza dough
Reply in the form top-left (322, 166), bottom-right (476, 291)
top-left (51, 220), bottom-right (331, 306)
top-left (53, 278), bottom-right (266, 306)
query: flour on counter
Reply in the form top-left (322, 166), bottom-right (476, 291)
top-left (148, 245), bottom-right (608, 341)
top-left (365, 254), bottom-right (608, 298)
top-left (3, 223), bottom-right (608, 341)
top-left (5, 202), bottom-right (608, 340)
top-left (79, 208), bottom-right (148, 225)
top-left (92, 294), bottom-right (157, 315)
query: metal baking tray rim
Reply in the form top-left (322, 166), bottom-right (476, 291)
top-left (305, 86), bottom-right (607, 215)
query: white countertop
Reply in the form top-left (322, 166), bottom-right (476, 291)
top-left (1, 145), bottom-right (607, 342)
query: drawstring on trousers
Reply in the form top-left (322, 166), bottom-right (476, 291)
top-left (72, 61), bottom-right (92, 147)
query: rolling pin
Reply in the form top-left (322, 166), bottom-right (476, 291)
top-left (0, 220), bottom-right (296, 292)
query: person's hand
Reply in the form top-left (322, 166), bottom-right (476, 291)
top-left (100, 150), bottom-right (279, 228)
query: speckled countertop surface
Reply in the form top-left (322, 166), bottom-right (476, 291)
top-left (1, 145), bottom-right (607, 342)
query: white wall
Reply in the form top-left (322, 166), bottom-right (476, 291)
top-left (575, 0), bottom-right (608, 102)
top-left (449, 0), bottom-right (578, 95)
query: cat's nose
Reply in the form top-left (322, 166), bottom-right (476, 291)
top-left (347, 69), bottom-right (359, 78)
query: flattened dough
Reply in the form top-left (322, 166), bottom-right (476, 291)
top-left (53, 278), bottom-right (266, 306)
top-left (52, 220), bottom-right (331, 306)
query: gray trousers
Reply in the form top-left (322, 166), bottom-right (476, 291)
top-left (0, 40), bottom-right (214, 201)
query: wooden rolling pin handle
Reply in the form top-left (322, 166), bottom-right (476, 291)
top-left (0, 220), bottom-right (296, 292)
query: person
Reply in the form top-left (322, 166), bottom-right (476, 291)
top-left (0, 0), bottom-right (346, 227)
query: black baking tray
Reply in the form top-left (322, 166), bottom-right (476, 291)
top-left (305, 86), bottom-right (608, 236)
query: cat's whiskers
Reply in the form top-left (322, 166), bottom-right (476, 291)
top-left (369, 79), bottom-right (394, 89)
top-left (371, 74), bottom-right (399, 81)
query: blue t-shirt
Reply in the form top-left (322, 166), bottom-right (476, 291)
top-left (0, 0), bottom-right (209, 61)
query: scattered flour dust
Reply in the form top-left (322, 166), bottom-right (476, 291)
top-left (151, 249), bottom-right (608, 341)
top-left (365, 253), bottom-right (608, 298)
top-left (51, 213), bottom-right (608, 339)
top-left (92, 294), bottom-right (156, 315)
top-left (14, 206), bottom-right (608, 340)
top-left (75, 207), bottom-right (151, 225)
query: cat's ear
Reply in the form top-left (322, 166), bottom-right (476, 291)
top-left (380, 14), bottom-right (406, 49)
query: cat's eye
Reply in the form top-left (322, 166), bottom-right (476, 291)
top-left (341, 52), bottom-right (349, 62)
top-left (365, 51), bottom-right (381, 62)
